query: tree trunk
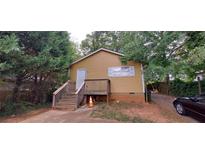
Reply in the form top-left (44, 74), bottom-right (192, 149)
top-left (197, 76), bottom-right (202, 95)
top-left (32, 74), bottom-right (39, 103)
top-left (32, 74), bottom-right (47, 104)
top-left (165, 74), bottom-right (170, 95)
top-left (12, 77), bottom-right (22, 103)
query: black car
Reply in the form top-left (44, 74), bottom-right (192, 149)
top-left (173, 94), bottom-right (205, 117)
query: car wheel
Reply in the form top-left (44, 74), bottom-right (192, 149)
top-left (175, 102), bottom-right (186, 115)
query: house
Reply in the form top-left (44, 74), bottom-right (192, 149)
top-left (52, 48), bottom-right (145, 110)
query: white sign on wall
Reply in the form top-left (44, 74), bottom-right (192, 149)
top-left (108, 66), bottom-right (135, 77)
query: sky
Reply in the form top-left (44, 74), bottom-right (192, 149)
top-left (70, 30), bottom-right (92, 43)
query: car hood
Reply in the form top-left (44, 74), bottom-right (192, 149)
top-left (178, 97), bottom-right (191, 100)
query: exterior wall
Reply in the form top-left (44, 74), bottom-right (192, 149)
top-left (70, 50), bottom-right (145, 102)
top-left (110, 93), bottom-right (145, 103)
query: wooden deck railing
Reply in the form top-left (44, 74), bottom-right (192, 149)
top-left (52, 80), bottom-right (70, 108)
top-left (52, 79), bottom-right (111, 108)
top-left (84, 79), bottom-right (110, 103)
top-left (84, 79), bottom-right (110, 94)
top-left (75, 82), bottom-right (85, 108)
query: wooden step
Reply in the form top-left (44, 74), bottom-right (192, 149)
top-left (55, 106), bottom-right (76, 110)
top-left (54, 103), bottom-right (76, 110)
top-left (59, 101), bottom-right (76, 105)
top-left (53, 88), bottom-right (78, 110)
top-left (61, 98), bottom-right (76, 102)
top-left (66, 92), bottom-right (76, 95)
top-left (54, 106), bottom-right (76, 111)
top-left (57, 102), bottom-right (76, 106)
top-left (61, 97), bottom-right (76, 100)
top-left (63, 94), bottom-right (76, 97)
top-left (62, 96), bottom-right (76, 100)
top-left (57, 100), bottom-right (76, 104)
top-left (67, 91), bottom-right (76, 94)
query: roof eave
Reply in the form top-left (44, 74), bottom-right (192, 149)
top-left (69, 48), bottom-right (124, 67)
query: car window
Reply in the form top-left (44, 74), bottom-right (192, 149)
top-left (196, 96), bottom-right (205, 103)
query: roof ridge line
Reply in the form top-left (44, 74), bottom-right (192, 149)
top-left (69, 48), bottom-right (124, 67)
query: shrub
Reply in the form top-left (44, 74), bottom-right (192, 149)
top-left (0, 100), bottom-right (50, 117)
top-left (169, 79), bottom-right (205, 97)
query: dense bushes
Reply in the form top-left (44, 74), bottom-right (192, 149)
top-left (148, 79), bottom-right (205, 97)
top-left (0, 100), bottom-right (50, 117)
top-left (169, 79), bottom-right (205, 97)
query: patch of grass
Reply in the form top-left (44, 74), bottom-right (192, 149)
top-left (91, 102), bottom-right (153, 123)
top-left (132, 116), bottom-right (153, 123)
top-left (91, 108), bottom-right (130, 122)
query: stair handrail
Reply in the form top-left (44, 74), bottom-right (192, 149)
top-left (75, 82), bottom-right (85, 108)
top-left (52, 80), bottom-right (70, 108)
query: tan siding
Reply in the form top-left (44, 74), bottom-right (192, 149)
top-left (70, 50), bottom-right (144, 93)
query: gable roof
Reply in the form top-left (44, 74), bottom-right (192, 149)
top-left (69, 48), bottom-right (124, 66)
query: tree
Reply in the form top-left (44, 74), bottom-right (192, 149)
top-left (167, 32), bottom-right (205, 81)
top-left (184, 32), bottom-right (205, 78)
top-left (0, 31), bottom-right (77, 103)
top-left (121, 31), bottom-right (187, 83)
top-left (0, 33), bottom-right (25, 102)
top-left (80, 31), bottom-right (123, 54)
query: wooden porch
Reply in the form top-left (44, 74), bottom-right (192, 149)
top-left (52, 78), bottom-right (111, 110)
top-left (84, 79), bottom-right (111, 103)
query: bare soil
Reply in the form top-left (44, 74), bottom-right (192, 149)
top-left (151, 94), bottom-right (197, 122)
top-left (18, 106), bottom-right (118, 123)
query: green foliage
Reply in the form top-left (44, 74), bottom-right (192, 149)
top-left (121, 31), bottom-right (205, 83)
top-left (0, 100), bottom-right (50, 117)
top-left (169, 79), bottom-right (205, 97)
top-left (0, 78), bottom-right (3, 85)
top-left (0, 34), bottom-right (21, 76)
top-left (80, 31), bottom-right (123, 54)
top-left (0, 31), bottom-right (78, 104)
top-left (185, 32), bottom-right (205, 50)
top-left (121, 32), bottom-right (188, 83)
top-left (144, 63), bottom-right (167, 83)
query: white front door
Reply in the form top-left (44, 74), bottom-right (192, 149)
top-left (76, 69), bottom-right (86, 90)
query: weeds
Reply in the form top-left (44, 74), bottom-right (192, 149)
top-left (91, 102), bottom-right (153, 123)
top-left (0, 101), bottom-right (50, 117)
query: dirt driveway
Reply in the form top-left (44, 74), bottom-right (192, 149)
top-left (151, 94), bottom-right (198, 122)
top-left (0, 94), bottom-right (199, 123)
top-left (20, 106), bottom-right (117, 123)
